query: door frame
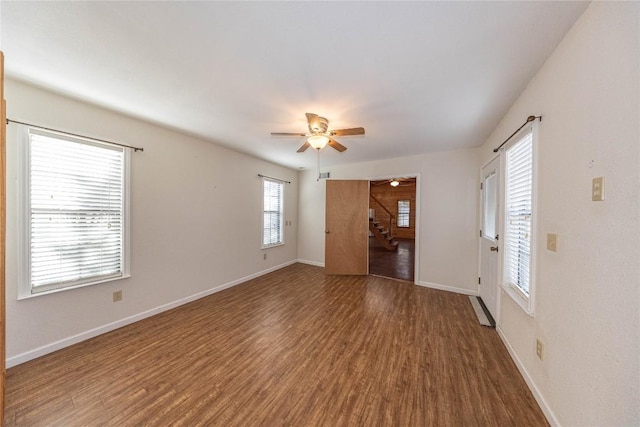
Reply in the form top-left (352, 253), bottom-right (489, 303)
top-left (367, 173), bottom-right (421, 284)
top-left (478, 155), bottom-right (503, 326)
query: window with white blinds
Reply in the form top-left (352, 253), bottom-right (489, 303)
top-left (19, 128), bottom-right (130, 296)
top-left (262, 178), bottom-right (284, 248)
top-left (397, 200), bottom-right (410, 227)
top-left (504, 129), bottom-right (534, 297)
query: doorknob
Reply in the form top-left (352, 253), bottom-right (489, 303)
top-left (490, 246), bottom-right (499, 252)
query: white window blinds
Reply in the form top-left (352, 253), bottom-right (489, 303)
top-left (397, 200), bottom-right (410, 227)
top-left (504, 130), bottom-right (533, 296)
top-left (262, 178), bottom-right (283, 247)
top-left (25, 129), bottom-right (128, 294)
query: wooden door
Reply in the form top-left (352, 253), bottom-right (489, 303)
top-left (325, 180), bottom-right (369, 275)
top-left (1, 50), bottom-right (6, 421)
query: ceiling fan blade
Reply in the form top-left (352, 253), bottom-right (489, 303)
top-left (305, 112), bottom-right (319, 133)
top-left (297, 141), bottom-right (311, 153)
top-left (305, 113), bottom-right (318, 124)
top-left (328, 137), bottom-right (347, 152)
top-left (330, 127), bottom-right (365, 136)
top-left (271, 132), bottom-right (307, 137)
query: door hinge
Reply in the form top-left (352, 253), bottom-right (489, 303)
top-left (478, 277), bottom-right (481, 285)
top-left (479, 230), bottom-right (482, 237)
top-left (480, 182), bottom-right (483, 190)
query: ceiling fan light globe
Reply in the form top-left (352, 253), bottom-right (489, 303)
top-left (308, 135), bottom-right (329, 150)
top-left (390, 180), bottom-right (400, 187)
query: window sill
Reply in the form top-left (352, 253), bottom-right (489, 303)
top-left (18, 274), bottom-right (131, 300)
top-left (501, 283), bottom-right (534, 317)
top-left (262, 243), bottom-right (284, 250)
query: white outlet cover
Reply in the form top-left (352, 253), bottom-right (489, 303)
top-left (592, 176), bottom-right (605, 201)
top-left (536, 339), bottom-right (544, 360)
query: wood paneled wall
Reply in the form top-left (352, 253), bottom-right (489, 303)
top-left (370, 181), bottom-right (416, 239)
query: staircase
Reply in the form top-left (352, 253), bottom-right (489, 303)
top-left (369, 219), bottom-right (399, 251)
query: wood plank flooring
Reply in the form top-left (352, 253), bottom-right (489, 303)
top-left (4, 263), bottom-right (548, 426)
top-left (369, 237), bottom-right (415, 282)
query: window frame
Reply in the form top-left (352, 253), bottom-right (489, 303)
top-left (501, 123), bottom-right (538, 316)
top-left (17, 125), bottom-right (131, 299)
top-left (261, 177), bottom-right (284, 249)
top-left (397, 200), bottom-right (410, 228)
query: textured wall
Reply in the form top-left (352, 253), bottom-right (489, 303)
top-left (298, 148), bottom-right (480, 293)
top-left (4, 79), bottom-right (299, 364)
top-left (478, 3), bottom-right (639, 425)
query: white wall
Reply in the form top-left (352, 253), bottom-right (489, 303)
top-left (4, 79), bottom-right (299, 365)
top-left (478, 3), bottom-right (639, 425)
top-left (5, 4), bottom-right (638, 424)
top-left (298, 148), bottom-right (480, 294)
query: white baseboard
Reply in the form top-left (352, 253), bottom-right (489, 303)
top-left (6, 260), bottom-right (298, 368)
top-left (416, 280), bottom-right (478, 296)
top-left (296, 258), bottom-right (325, 267)
top-left (496, 326), bottom-right (559, 427)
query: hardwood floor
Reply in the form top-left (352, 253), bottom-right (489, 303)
top-left (369, 237), bottom-right (415, 282)
top-left (5, 263), bottom-right (547, 426)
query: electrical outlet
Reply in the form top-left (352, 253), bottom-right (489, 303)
top-left (592, 176), bottom-right (605, 201)
top-left (546, 233), bottom-right (558, 252)
top-left (263, 253), bottom-right (267, 260)
top-left (536, 339), bottom-right (544, 360)
top-left (113, 290), bottom-right (122, 302)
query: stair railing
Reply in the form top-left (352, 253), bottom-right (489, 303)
top-left (369, 194), bottom-right (395, 238)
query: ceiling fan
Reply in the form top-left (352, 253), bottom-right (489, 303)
top-left (271, 113), bottom-right (365, 153)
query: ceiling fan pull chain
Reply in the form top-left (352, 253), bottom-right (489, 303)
top-left (316, 149), bottom-right (321, 181)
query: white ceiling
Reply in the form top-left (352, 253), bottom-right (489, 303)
top-left (1, 1), bottom-right (588, 170)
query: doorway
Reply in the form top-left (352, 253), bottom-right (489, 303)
top-left (368, 178), bottom-right (417, 282)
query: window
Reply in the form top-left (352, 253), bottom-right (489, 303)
top-left (503, 127), bottom-right (534, 308)
top-left (262, 178), bottom-right (283, 248)
top-left (397, 200), bottom-right (410, 228)
top-left (19, 127), bottom-right (130, 297)
top-left (482, 171), bottom-right (498, 240)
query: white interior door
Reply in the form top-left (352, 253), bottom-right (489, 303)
top-left (480, 157), bottom-right (500, 319)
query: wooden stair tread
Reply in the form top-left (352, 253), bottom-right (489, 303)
top-left (368, 220), bottom-right (398, 251)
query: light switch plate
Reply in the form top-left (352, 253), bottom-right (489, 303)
top-left (547, 233), bottom-right (558, 252)
top-left (592, 177), bottom-right (605, 201)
